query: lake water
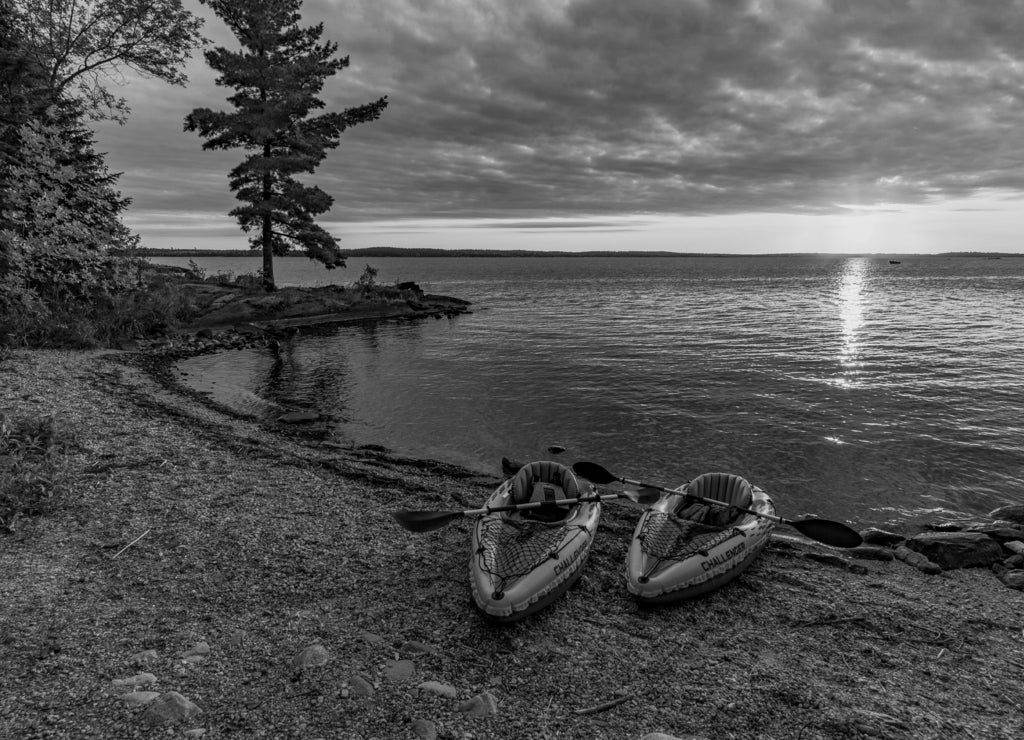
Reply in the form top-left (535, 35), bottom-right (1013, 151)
top-left (156, 253), bottom-right (1024, 530)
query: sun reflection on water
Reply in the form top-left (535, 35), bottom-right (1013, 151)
top-left (836, 258), bottom-right (867, 387)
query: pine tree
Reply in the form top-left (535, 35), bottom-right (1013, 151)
top-left (185, 0), bottom-right (387, 291)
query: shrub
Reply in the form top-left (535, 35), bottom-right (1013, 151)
top-left (0, 282), bottom-right (201, 348)
top-left (355, 264), bottom-right (378, 291)
top-left (0, 412), bottom-right (76, 533)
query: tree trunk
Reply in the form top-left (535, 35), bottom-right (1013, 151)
top-left (261, 211), bottom-right (274, 291)
top-left (261, 143), bottom-right (275, 291)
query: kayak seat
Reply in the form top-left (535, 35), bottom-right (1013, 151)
top-left (680, 473), bottom-right (753, 528)
top-left (510, 461), bottom-right (583, 522)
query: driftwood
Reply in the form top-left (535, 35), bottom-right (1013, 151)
top-left (112, 529), bottom-right (151, 559)
top-left (574, 694), bottom-right (634, 716)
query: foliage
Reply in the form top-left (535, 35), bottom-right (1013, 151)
top-left (0, 110), bottom-right (143, 319)
top-left (0, 1), bottom-right (205, 347)
top-left (0, 412), bottom-right (76, 533)
top-left (355, 263), bottom-right (379, 291)
top-left (185, 0), bottom-right (387, 291)
top-left (0, 280), bottom-right (201, 348)
top-left (10, 0), bottom-right (205, 121)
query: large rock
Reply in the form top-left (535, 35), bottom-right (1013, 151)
top-left (905, 532), bottom-right (1003, 569)
top-left (989, 504), bottom-right (1024, 524)
top-left (965, 523), bottom-right (1024, 543)
top-left (859, 528), bottom-right (905, 547)
top-left (998, 569), bottom-right (1024, 590)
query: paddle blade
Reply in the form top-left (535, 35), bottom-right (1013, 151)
top-left (392, 510), bottom-right (463, 533)
top-left (791, 518), bottom-right (863, 548)
top-left (572, 461), bottom-right (619, 485)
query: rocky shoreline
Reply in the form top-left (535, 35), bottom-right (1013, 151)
top-left (2, 342), bottom-right (1024, 739)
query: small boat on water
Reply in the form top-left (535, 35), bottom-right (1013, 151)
top-left (889, 260), bottom-right (901, 264)
top-left (625, 472), bottom-right (775, 604)
top-left (469, 461), bottom-right (601, 622)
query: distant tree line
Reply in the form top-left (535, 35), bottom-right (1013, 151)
top-left (134, 247), bottom-right (709, 258)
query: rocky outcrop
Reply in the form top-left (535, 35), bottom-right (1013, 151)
top-left (905, 532), bottom-right (1003, 570)
top-left (989, 504), bottom-right (1024, 524)
top-left (859, 514), bottom-right (1024, 590)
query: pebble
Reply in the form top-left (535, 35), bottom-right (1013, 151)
top-left (417, 680), bottom-right (458, 698)
top-left (411, 718), bottom-right (437, 739)
top-left (456, 692), bottom-right (498, 717)
top-left (183, 730), bottom-right (207, 738)
top-left (110, 673), bottom-right (157, 692)
top-left (291, 643), bottom-right (330, 670)
top-left (141, 691), bottom-right (202, 726)
top-left (128, 649), bottom-right (159, 666)
top-left (119, 691), bottom-right (161, 706)
top-left (349, 676), bottom-right (375, 698)
top-left (400, 640), bottom-right (435, 656)
top-left (383, 659), bottom-right (415, 681)
top-left (180, 641), bottom-right (210, 661)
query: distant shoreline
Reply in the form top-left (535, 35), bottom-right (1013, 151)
top-left (132, 247), bottom-right (1021, 258)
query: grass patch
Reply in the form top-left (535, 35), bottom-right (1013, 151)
top-left (0, 412), bottom-right (77, 533)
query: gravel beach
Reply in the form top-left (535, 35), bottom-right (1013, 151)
top-left (2, 347), bottom-right (1023, 739)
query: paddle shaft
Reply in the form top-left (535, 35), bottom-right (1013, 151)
top-left (464, 490), bottom-right (636, 517)
top-left (611, 473), bottom-right (794, 527)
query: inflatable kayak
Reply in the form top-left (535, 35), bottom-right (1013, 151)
top-left (626, 472), bottom-right (775, 604)
top-left (470, 461), bottom-right (600, 622)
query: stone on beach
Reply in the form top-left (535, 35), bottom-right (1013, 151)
top-left (110, 672), bottom-right (157, 692)
top-left (850, 545), bottom-right (895, 561)
top-left (989, 504), bottom-right (1024, 524)
top-left (384, 659), bottom-right (415, 682)
top-left (417, 680), bottom-right (458, 698)
top-left (411, 718), bottom-right (437, 739)
top-left (456, 691), bottom-right (498, 717)
top-left (180, 641), bottom-right (211, 663)
top-left (141, 691), bottom-right (202, 726)
top-left (128, 649), bottom-right (159, 666)
top-left (291, 643), bottom-right (330, 670)
top-left (906, 532), bottom-right (1003, 570)
top-left (893, 545), bottom-right (942, 575)
top-left (858, 528), bottom-right (905, 547)
top-left (119, 691), bottom-right (161, 706)
top-left (349, 675), bottom-right (375, 698)
top-left (400, 640), bottom-right (435, 657)
top-left (997, 570), bottom-right (1024, 589)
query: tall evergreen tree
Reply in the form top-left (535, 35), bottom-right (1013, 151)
top-left (185, 0), bottom-right (387, 291)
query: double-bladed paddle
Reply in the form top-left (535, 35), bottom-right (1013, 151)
top-left (572, 461), bottom-right (863, 549)
top-left (392, 486), bottom-right (662, 533)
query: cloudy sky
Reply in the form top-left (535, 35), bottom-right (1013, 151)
top-left (93, 0), bottom-right (1024, 253)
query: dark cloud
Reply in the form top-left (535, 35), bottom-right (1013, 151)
top-left (94, 0), bottom-right (1024, 241)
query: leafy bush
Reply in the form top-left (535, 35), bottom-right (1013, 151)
top-left (355, 264), bottom-right (379, 292)
top-left (0, 413), bottom-right (76, 533)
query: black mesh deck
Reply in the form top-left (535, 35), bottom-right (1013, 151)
top-left (638, 512), bottom-right (738, 561)
top-left (476, 518), bottom-right (584, 581)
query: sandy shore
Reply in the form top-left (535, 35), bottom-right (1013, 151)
top-left (2, 348), bottom-right (1023, 740)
